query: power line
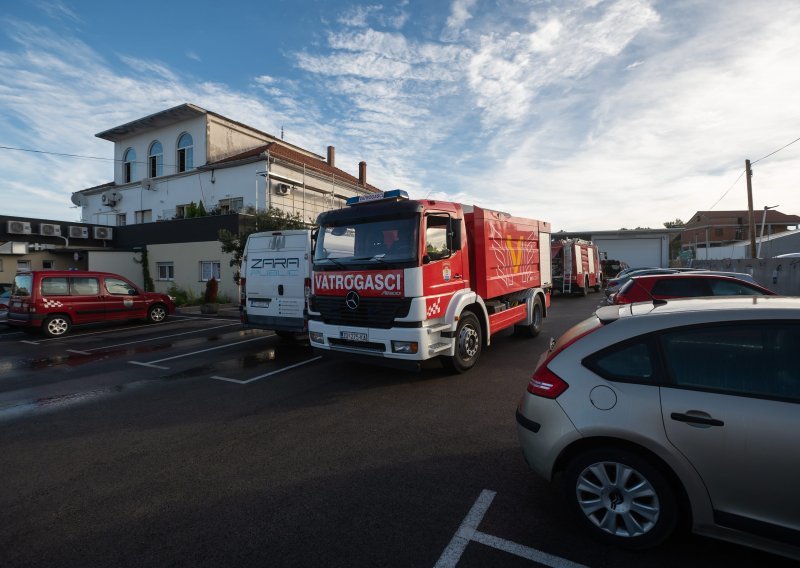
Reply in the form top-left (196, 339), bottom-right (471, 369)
top-left (707, 169), bottom-right (745, 210)
top-left (0, 144), bottom-right (117, 162)
top-left (751, 135), bottom-right (800, 165)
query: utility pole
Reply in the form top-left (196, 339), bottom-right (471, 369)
top-left (746, 159), bottom-right (757, 259)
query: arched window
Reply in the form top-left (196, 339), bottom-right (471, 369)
top-left (148, 141), bottom-right (163, 177)
top-left (177, 133), bottom-right (193, 172)
top-left (123, 148), bottom-right (136, 183)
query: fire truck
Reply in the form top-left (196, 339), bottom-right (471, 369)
top-left (551, 238), bottom-right (602, 295)
top-left (308, 190), bottom-right (552, 372)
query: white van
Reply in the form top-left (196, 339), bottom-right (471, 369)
top-left (240, 229), bottom-right (314, 337)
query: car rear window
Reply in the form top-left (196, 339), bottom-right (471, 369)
top-left (12, 274), bottom-right (32, 297)
top-left (585, 339), bottom-right (656, 383)
top-left (708, 279), bottom-right (765, 296)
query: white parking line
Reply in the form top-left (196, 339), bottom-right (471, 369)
top-left (128, 335), bottom-right (267, 369)
top-left (75, 322), bottom-right (242, 352)
top-left (211, 356), bottom-right (322, 384)
top-left (15, 317), bottom-right (199, 344)
top-left (434, 490), bottom-right (590, 568)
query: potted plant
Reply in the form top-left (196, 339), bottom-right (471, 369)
top-left (200, 277), bottom-right (219, 314)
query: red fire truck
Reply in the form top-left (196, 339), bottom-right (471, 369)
top-left (551, 238), bottom-right (602, 295)
top-left (308, 190), bottom-right (552, 372)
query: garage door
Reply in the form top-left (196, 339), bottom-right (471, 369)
top-left (595, 238), bottom-right (664, 268)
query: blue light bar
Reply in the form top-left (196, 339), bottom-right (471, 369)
top-left (346, 189), bottom-right (409, 206)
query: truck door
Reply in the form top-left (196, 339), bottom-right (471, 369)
top-left (422, 214), bottom-right (465, 319)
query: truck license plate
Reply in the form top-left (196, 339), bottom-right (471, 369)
top-left (340, 331), bottom-right (367, 342)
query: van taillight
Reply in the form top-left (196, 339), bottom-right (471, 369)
top-left (239, 277), bottom-right (246, 306)
top-left (304, 277), bottom-right (311, 299)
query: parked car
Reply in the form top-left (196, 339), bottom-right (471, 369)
top-left (7, 270), bottom-right (175, 337)
top-left (604, 268), bottom-right (679, 298)
top-left (0, 290), bottom-right (10, 322)
top-left (516, 296), bottom-right (799, 560)
top-left (613, 272), bottom-right (775, 304)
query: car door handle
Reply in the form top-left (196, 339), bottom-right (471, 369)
top-left (670, 412), bottom-right (724, 427)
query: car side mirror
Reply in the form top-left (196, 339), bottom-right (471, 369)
top-left (423, 254), bottom-right (431, 264)
top-left (129, 289), bottom-right (138, 296)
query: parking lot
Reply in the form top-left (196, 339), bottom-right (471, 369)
top-left (0, 295), bottom-right (793, 568)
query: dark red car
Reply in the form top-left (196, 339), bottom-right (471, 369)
top-left (613, 272), bottom-right (776, 305)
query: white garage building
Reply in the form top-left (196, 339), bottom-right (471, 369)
top-left (552, 229), bottom-right (682, 268)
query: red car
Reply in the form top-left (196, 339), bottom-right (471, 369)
top-left (613, 272), bottom-right (775, 305)
top-left (7, 270), bottom-right (175, 337)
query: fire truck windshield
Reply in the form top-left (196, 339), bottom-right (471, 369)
top-left (314, 216), bottom-right (419, 265)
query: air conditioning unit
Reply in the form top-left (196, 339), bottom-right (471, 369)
top-left (39, 223), bottom-right (62, 237)
top-left (94, 226), bottom-right (113, 240)
top-left (69, 226), bottom-right (89, 239)
top-left (141, 178), bottom-right (153, 190)
top-left (7, 220), bottom-right (32, 234)
top-left (275, 183), bottom-right (291, 196)
top-left (102, 191), bottom-right (122, 206)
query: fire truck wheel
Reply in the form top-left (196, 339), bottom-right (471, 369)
top-left (515, 296), bottom-right (543, 337)
top-left (442, 312), bottom-right (482, 373)
top-left (580, 277), bottom-right (589, 296)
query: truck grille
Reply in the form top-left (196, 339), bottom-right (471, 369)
top-left (312, 296), bottom-right (412, 329)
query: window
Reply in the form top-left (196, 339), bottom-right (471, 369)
top-left (177, 133), bottom-right (193, 173)
top-left (117, 213), bottom-right (127, 226)
top-left (42, 277), bottom-right (69, 295)
top-left (17, 260), bottom-right (31, 272)
top-left (200, 261), bottom-right (221, 281)
top-left (426, 215), bottom-right (454, 261)
top-left (218, 197), bottom-right (243, 214)
top-left (123, 148), bottom-right (136, 183)
top-left (660, 323), bottom-right (800, 401)
top-left (42, 260), bottom-right (54, 270)
top-left (105, 277), bottom-right (136, 295)
top-left (148, 141), bottom-right (163, 177)
top-left (714, 227), bottom-right (723, 237)
top-left (157, 262), bottom-right (174, 281)
top-left (708, 279), bottom-right (765, 296)
top-left (651, 278), bottom-right (710, 297)
top-left (135, 209), bottom-right (153, 224)
top-left (585, 340), bottom-right (655, 383)
top-left (70, 277), bottom-right (99, 296)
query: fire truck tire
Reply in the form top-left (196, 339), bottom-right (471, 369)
top-left (442, 312), bottom-right (482, 373)
top-left (593, 282), bottom-right (601, 293)
top-left (515, 296), bottom-right (543, 337)
top-left (580, 277), bottom-right (589, 297)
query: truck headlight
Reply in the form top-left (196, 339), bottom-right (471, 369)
top-left (391, 341), bottom-right (418, 354)
top-left (309, 331), bottom-right (324, 344)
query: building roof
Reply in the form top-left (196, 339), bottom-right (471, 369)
top-left (686, 210), bottom-right (800, 226)
top-left (209, 142), bottom-right (382, 193)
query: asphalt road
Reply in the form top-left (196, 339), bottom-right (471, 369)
top-left (0, 295), bottom-right (793, 568)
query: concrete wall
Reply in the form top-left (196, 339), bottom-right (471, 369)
top-left (1, 250), bottom-right (88, 284)
top-left (691, 258), bottom-right (800, 295)
top-left (87, 250), bottom-right (142, 287)
top-left (147, 241), bottom-right (238, 300)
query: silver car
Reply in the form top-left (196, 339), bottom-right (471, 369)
top-left (516, 296), bottom-right (799, 560)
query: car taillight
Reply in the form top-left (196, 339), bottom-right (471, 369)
top-left (528, 366), bottom-right (569, 398)
top-left (613, 291), bottom-right (632, 305)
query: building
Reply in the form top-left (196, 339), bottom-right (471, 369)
top-left (64, 103), bottom-right (381, 299)
top-left (551, 229), bottom-right (681, 268)
top-left (681, 209), bottom-right (800, 256)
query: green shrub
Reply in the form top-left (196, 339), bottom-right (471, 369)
top-left (167, 284), bottom-right (200, 306)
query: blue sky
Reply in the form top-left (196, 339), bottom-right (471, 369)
top-left (1, 0), bottom-right (799, 231)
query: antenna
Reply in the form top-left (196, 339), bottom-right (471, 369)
top-left (281, 126), bottom-right (284, 140)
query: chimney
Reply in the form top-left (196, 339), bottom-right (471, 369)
top-left (327, 145), bottom-right (335, 167)
top-left (359, 161), bottom-right (367, 186)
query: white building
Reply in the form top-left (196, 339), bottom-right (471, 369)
top-left (69, 103), bottom-right (381, 300)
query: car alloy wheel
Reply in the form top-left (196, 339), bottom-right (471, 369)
top-left (564, 448), bottom-right (678, 549)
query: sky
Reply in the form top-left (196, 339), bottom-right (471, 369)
top-left (1, 0), bottom-right (799, 231)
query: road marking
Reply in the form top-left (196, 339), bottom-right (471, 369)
top-left (128, 335), bottom-right (267, 369)
top-left (211, 356), bottom-right (322, 384)
top-left (21, 340), bottom-right (40, 345)
top-left (77, 322), bottom-right (242, 352)
top-left (434, 490), bottom-right (590, 568)
top-left (15, 318), bottom-right (194, 344)
top-left (67, 349), bottom-right (92, 355)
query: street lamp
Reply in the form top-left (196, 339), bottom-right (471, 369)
top-left (757, 205), bottom-right (779, 258)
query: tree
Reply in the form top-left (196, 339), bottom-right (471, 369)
top-left (663, 218), bottom-right (685, 228)
top-left (218, 206), bottom-right (307, 278)
top-left (197, 200), bottom-right (207, 217)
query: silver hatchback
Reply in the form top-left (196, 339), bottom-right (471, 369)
top-left (516, 296), bottom-right (799, 560)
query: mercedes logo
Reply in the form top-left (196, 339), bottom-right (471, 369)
top-left (345, 290), bottom-right (360, 310)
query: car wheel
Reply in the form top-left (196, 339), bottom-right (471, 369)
top-left (442, 312), bottom-right (481, 373)
top-left (42, 314), bottom-right (71, 338)
top-left (564, 447), bottom-right (678, 549)
top-left (514, 296), bottom-right (543, 337)
top-left (147, 304), bottom-right (168, 323)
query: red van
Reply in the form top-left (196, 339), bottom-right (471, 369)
top-left (7, 271), bottom-right (175, 337)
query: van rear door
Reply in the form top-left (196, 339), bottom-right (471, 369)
top-left (243, 231), bottom-right (310, 332)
